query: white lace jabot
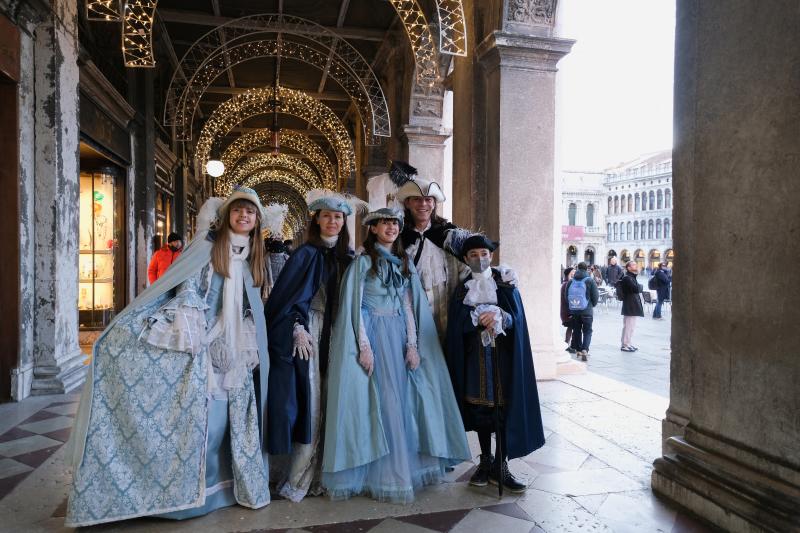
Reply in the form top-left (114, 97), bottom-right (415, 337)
top-left (463, 267), bottom-right (498, 307)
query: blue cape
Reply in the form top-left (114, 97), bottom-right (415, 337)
top-left (445, 270), bottom-right (545, 460)
top-left (322, 254), bottom-right (471, 473)
top-left (264, 243), bottom-right (351, 454)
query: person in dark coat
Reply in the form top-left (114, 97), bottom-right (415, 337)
top-left (619, 261), bottom-right (644, 351)
top-left (445, 235), bottom-right (545, 493)
top-left (566, 262), bottom-right (599, 361)
top-left (652, 262), bottom-right (672, 319)
top-left (605, 257), bottom-right (624, 285)
top-left (560, 267), bottom-right (575, 353)
top-left (264, 193), bottom-right (361, 501)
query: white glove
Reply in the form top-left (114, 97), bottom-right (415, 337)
top-left (405, 344), bottom-right (420, 370)
top-left (358, 343), bottom-right (374, 376)
top-left (292, 323), bottom-right (313, 360)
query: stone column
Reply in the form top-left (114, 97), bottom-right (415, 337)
top-left (403, 125), bottom-right (452, 213)
top-left (651, 2), bottom-right (800, 530)
top-left (476, 31), bottom-right (583, 379)
top-left (30, 0), bottom-right (86, 395)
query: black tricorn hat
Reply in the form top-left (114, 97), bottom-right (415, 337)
top-left (462, 234), bottom-right (498, 256)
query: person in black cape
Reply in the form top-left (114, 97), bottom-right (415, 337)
top-left (445, 235), bottom-right (545, 493)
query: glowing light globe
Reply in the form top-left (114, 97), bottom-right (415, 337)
top-left (206, 159), bottom-right (225, 177)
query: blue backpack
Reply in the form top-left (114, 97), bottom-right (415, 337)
top-left (568, 276), bottom-right (591, 311)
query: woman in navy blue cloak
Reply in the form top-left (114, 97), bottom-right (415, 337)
top-left (445, 235), bottom-right (546, 493)
top-left (264, 192), bottom-right (362, 501)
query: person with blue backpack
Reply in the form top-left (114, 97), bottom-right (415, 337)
top-left (566, 262), bottom-right (599, 361)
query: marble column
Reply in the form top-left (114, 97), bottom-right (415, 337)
top-left (651, 1), bottom-right (800, 530)
top-left (403, 124), bottom-right (452, 215)
top-left (30, 0), bottom-right (86, 395)
top-left (476, 31), bottom-right (583, 379)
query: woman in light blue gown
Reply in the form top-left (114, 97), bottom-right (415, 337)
top-left (321, 208), bottom-right (470, 503)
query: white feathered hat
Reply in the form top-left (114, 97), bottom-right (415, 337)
top-left (389, 161), bottom-right (446, 203)
top-left (262, 203), bottom-right (289, 238)
top-left (196, 186), bottom-right (269, 234)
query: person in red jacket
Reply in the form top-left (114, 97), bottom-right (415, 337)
top-left (147, 232), bottom-right (183, 284)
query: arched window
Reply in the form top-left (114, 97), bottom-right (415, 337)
top-left (627, 221), bottom-right (632, 240)
top-left (665, 189), bottom-right (672, 208)
top-left (620, 222), bottom-right (626, 240)
top-left (614, 196), bottom-right (619, 214)
top-left (648, 219), bottom-right (654, 239)
top-left (635, 193), bottom-right (641, 211)
top-left (664, 218), bottom-right (671, 239)
top-left (634, 221), bottom-right (639, 240)
top-left (608, 197), bottom-right (612, 214)
top-left (613, 222), bottom-right (618, 241)
top-left (641, 193), bottom-right (647, 211)
top-left (656, 219), bottom-right (662, 238)
top-left (586, 203), bottom-right (595, 227)
top-left (568, 202), bottom-right (577, 226)
top-left (607, 223), bottom-right (612, 240)
top-left (627, 194), bottom-right (633, 212)
top-left (657, 189), bottom-right (664, 209)
top-left (649, 190), bottom-right (655, 210)
top-left (620, 196), bottom-right (625, 213)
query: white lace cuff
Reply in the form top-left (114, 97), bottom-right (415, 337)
top-left (140, 290), bottom-right (208, 354)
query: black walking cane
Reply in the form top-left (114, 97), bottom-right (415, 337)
top-left (490, 334), bottom-right (503, 499)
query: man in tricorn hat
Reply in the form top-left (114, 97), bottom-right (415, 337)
top-left (445, 234), bottom-right (545, 493)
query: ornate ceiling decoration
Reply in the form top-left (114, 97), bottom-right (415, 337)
top-left (221, 129), bottom-right (337, 188)
top-left (122, 0), bottom-right (157, 67)
top-left (86, 0), bottom-right (122, 21)
top-left (387, 0), bottom-right (438, 86)
top-left (222, 153), bottom-right (322, 194)
top-left (435, 0), bottom-right (467, 56)
top-left (175, 39), bottom-right (383, 145)
top-left (163, 14), bottom-right (390, 142)
top-left (196, 86), bottom-right (355, 190)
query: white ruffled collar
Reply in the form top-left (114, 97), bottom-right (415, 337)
top-left (321, 234), bottom-right (338, 248)
top-left (464, 268), bottom-right (498, 307)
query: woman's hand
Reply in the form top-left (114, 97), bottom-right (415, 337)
top-left (358, 344), bottom-right (374, 376)
top-left (478, 311), bottom-right (498, 331)
top-left (405, 344), bottom-right (420, 370)
top-left (292, 323), bottom-right (314, 360)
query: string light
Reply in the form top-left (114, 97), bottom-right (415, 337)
top-left (122, 0), bottom-right (157, 67)
top-left (86, 0), bottom-right (121, 21)
top-left (221, 129), bottom-right (338, 188)
top-left (256, 183), bottom-right (309, 236)
top-left (435, 0), bottom-right (468, 56)
top-left (220, 154), bottom-right (322, 194)
top-left (243, 170), bottom-right (314, 196)
top-left (163, 13), bottom-right (389, 145)
top-left (387, 0), bottom-right (439, 86)
top-left (196, 86), bottom-right (355, 190)
top-left (174, 38), bottom-right (385, 146)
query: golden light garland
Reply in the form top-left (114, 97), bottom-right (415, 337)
top-left (163, 13), bottom-right (389, 142)
top-left (222, 154), bottom-right (322, 194)
top-left (388, 0), bottom-right (439, 86)
top-left (86, 0), bottom-right (121, 21)
top-left (221, 129), bottom-right (337, 188)
top-left (122, 0), bottom-right (157, 67)
top-left (244, 170), bottom-right (313, 198)
top-left (435, 0), bottom-right (468, 56)
top-left (196, 86), bottom-right (355, 189)
top-left (175, 39), bottom-right (384, 146)
top-left (256, 182), bottom-right (309, 236)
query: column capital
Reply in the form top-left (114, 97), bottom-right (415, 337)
top-left (476, 31), bottom-right (575, 74)
top-left (401, 124), bottom-right (452, 147)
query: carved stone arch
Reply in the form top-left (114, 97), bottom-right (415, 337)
top-left (221, 129), bottom-right (337, 188)
top-left (163, 14), bottom-right (390, 141)
top-left (178, 38), bottom-right (385, 145)
top-left (196, 87), bottom-right (356, 190)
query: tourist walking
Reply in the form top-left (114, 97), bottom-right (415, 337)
top-left (66, 188), bottom-right (271, 527)
top-left (619, 260), bottom-right (645, 351)
top-left (651, 262), bottom-right (672, 319)
top-left (560, 267), bottom-right (575, 353)
top-left (566, 262), bottom-right (599, 361)
top-left (147, 231), bottom-right (183, 283)
top-left (322, 208), bottom-right (470, 503)
top-left (265, 191), bottom-right (365, 502)
top-left (445, 234), bottom-right (545, 493)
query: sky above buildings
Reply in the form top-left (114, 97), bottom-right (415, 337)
top-left (556, 0), bottom-right (676, 172)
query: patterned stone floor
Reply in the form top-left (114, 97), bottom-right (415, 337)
top-left (1, 316), bottom-right (720, 532)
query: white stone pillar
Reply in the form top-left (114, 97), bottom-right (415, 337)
top-left (31, 0), bottom-right (86, 395)
top-left (403, 125), bottom-right (452, 215)
top-left (477, 31), bottom-right (583, 379)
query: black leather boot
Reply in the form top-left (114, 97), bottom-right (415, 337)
top-left (469, 454), bottom-right (493, 487)
top-left (489, 459), bottom-right (527, 493)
